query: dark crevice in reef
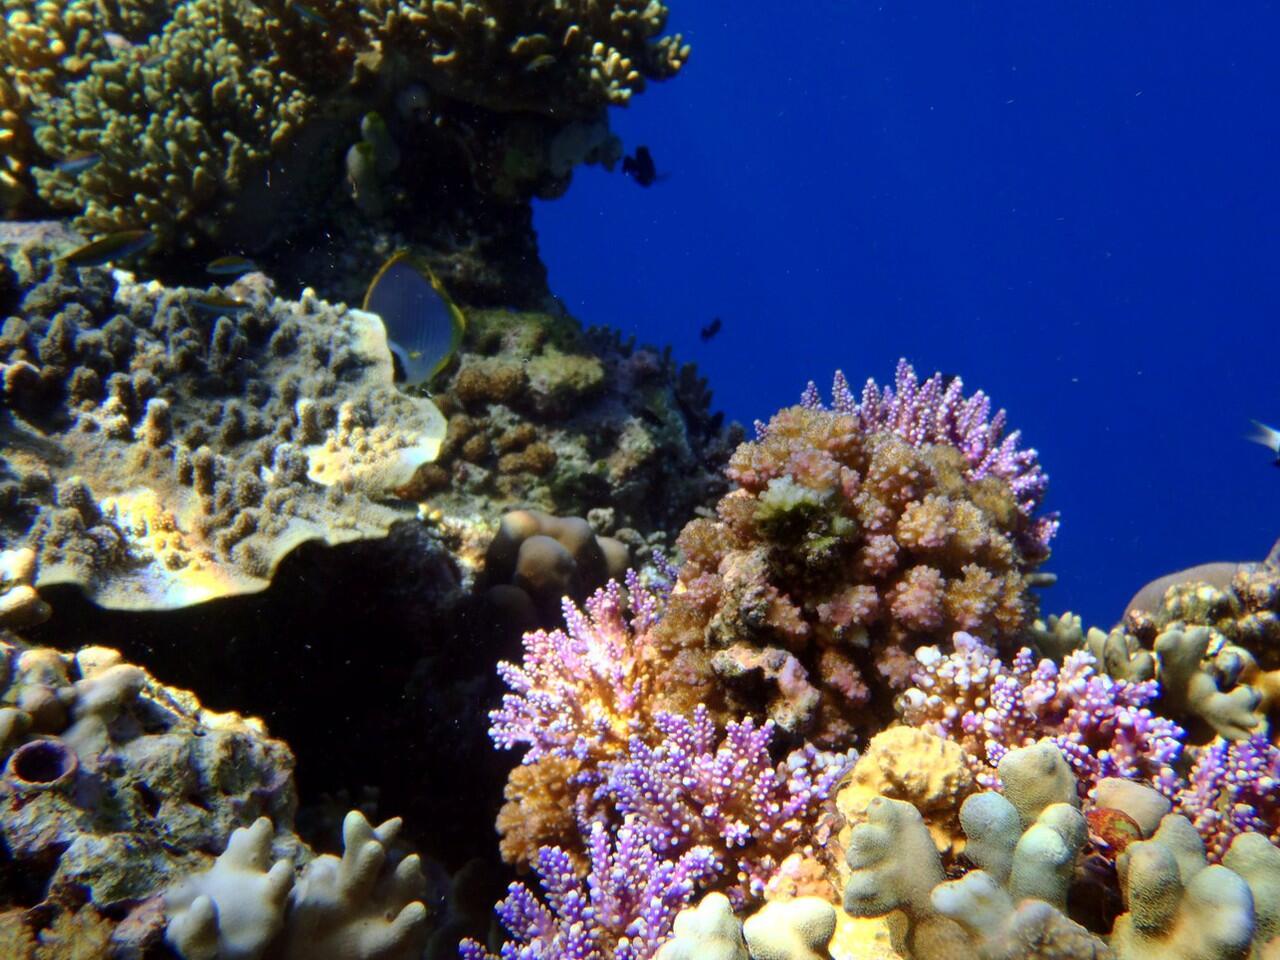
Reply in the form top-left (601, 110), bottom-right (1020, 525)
top-left (26, 527), bottom-right (516, 872)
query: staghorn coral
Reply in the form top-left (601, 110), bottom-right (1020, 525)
top-left (460, 818), bottom-right (720, 960)
top-left (597, 705), bottom-right (853, 904)
top-left (898, 632), bottom-right (1185, 798)
top-left (650, 363), bottom-right (1056, 747)
top-left (1174, 735), bottom-right (1280, 862)
top-left (489, 574), bottom-right (852, 892)
top-left (0, 237), bottom-right (444, 609)
top-left (489, 572), bottom-right (668, 770)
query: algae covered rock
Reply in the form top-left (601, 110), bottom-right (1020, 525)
top-left (0, 633), bottom-right (298, 912)
top-left (0, 233), bottom-right (444, 609)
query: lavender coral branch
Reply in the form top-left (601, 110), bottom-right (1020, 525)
top-left (900, 631), bottom-right (1184, 796)
top-left (490, 572), bottom-right (667, 768)
top-left (1176, 734), bottom-right (1280, 861)
top-left (798, 360), bottom-right (1058, 549)
top-left (460, 819), bottom-right (719, 960)
top-left (598, 706), bottom-right (854, 903)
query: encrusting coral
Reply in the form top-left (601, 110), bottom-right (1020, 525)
top-left (0, 236), bottom-right (444, 609)
top-left (649, 362), bottom-right (1058, 747)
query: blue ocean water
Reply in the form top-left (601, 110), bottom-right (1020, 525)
top-left (537, 3), bottom-right (1280, 628)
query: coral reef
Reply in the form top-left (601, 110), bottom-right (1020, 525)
top-left (489, 575), bottom-right (851, 893)
top-left (0, 633), bottom-right (296, 929)
top-left (650, 363), bottom-right (1056, 747)
top-left (1032, 612), bottom-right (1271, 743)
top-left (898, 632), bottom-right (1184, 797)
top-left (460, 819), bottom-right (719, 960)
top-left (422, 312), bottom-right (737, 548)
top-left (656, 892), bottom-right (837, 960)
top-left (597, 706), bottom-right (853, 903)
top-left (844, 741), bottom-right (1105, 960)
top-left (484, 509), bottom-right (630, 624)
top-left (8, 0), bottom-right (689, 297)
top-left (0, 233), bottom-right (444, 608)
top-left (834, 727), bottom-right (976, 858)
top-left (842, 739), bottom-right (1280, 960)
top-left (165, 810), bottom-right (429, 960)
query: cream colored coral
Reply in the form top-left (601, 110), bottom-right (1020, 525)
top-left (0, 548), bottom-right (50, 630)
top-left (835, 727), bottom-right (974, 857)
top-left (742, 898), bottom-right (837, 960)
top-left (282, 811), bottom-right (428, 960)
top-left (164, 818), bottom-right (295, 960)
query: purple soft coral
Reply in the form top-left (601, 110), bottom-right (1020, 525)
top-left (598, 705), bottom-right (854, 903)
top-left (796, 360), bottom-right (1057, 550)
top-left (490, 571), bottom-right (667, 768)
top-left (460, 819), bottom-right (719, 960)
top-left (1176, 734), bottom-right (1280, 861)
top-left (901, 632), bottom-right (1184, 796)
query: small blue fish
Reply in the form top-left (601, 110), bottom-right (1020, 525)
top-left (206, 255), bottom-right (257, 276)
top-left (59, 230), bottom-right (155, 267)
top-left (53, 154), bottom-right (100, 175)
top-left (363, 252), bottom-right (466, 386)
top-left (290, 0), bottom-right (329, 26)
top-left (193, 292), bottom-right (251, 316)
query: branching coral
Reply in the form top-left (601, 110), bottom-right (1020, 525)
top-left (1174, 735), bottom-right (1280, 862)
top-left (490, 572), bottom-right (667, 769)
top-left (460, 819), bottom-right (719, 960)
top-left (898, 632), bottom-right (1185, 798)
top-left (652, 362), bottom-right (1056, 746)
top-left (15, 0), bottom-right (689, 257)
top-left (598, 706), bottom-right (853, 903)
top-left (843, 741), bottom-right (1107, 960)
top-left (490, 578), bottom-right (851, 896)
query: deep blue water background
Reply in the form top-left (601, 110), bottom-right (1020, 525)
top-left (536, 3), bottom-right (1280, 628)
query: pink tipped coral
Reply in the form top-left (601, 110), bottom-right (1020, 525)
top-left (490, 570), bottom-right (667, 768)
top-left (798, 361), bottom-right (1057, 548)
top-left (651, 363), bottom-right (1055, 746)
top-left (899, 631), bottom-right (1185, 797)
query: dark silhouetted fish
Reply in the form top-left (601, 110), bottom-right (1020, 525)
top-left (622, 145), bottom-right (662, 187)
top-left (363, 252), bottom-right (466, 386)
top-left (700, 317), bottom-right (722, 342)
top-left (206, 255), bottom-right (258, 277)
